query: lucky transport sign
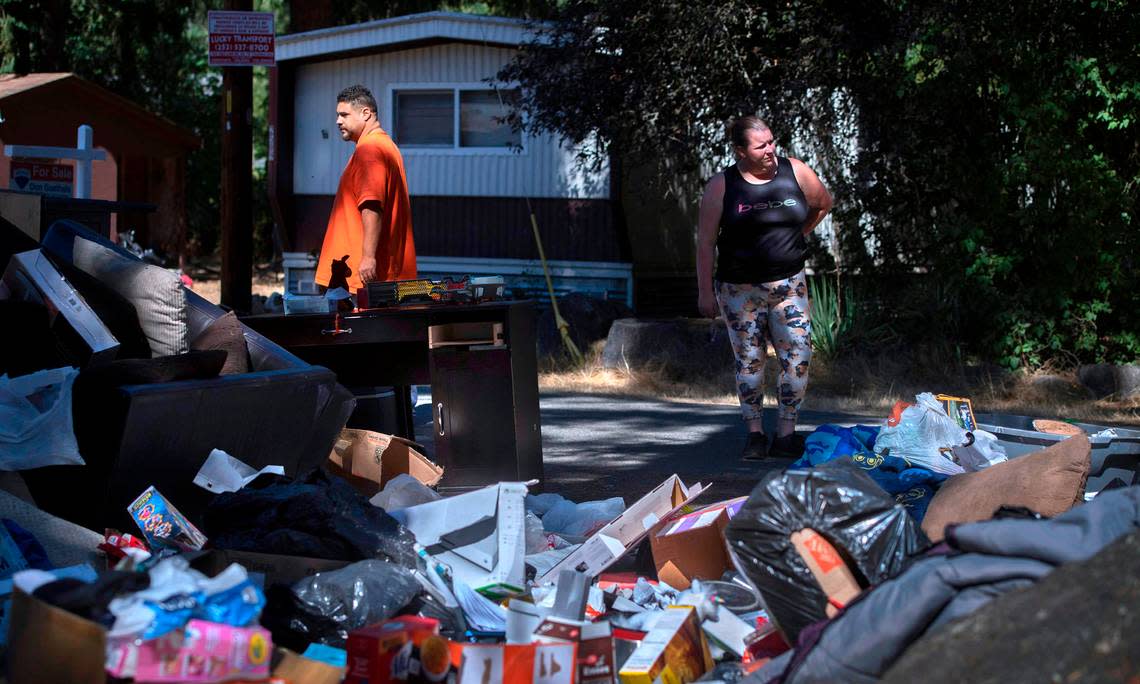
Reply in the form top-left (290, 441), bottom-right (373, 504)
top-left (208, 10), bottom-right (275, 67)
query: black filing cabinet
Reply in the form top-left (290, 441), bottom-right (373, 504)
top-left (428, 303), bottom-right (543, 491)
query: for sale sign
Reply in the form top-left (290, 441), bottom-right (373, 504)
top-left (208, 10), bottom-right (275, 67)
top-left (8, 160), bottom-right (73, 198)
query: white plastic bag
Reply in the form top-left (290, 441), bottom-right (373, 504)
top-left (0, 367), bottom-right (84, 470)
top-left (873, 392), bottom-right (973, 475)
top-left (369, 473), bottom-right (442, 512)
top-left (950, 428), bottom-right (1008, 470)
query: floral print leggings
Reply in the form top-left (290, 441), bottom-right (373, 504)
top-left (715, 270), bottom-right (812, 423)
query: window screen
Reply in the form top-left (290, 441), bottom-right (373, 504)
top-left (394, 90), bottom-right (454, 146)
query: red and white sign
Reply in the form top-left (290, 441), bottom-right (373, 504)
top-left (208, 10), bottom-right (275, 67)
top-left (8, 160), bottom-right (73, 198)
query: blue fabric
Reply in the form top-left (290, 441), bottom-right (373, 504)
top-left (793, 425), bottom-right (947, 522)
top-left (0, 519), bottom-right (52, 579)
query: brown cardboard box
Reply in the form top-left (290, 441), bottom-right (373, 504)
top-left (618, 605), bottom-right (713, 684)
top-left (187, 548), bottom-right (350, 586)
top-left (789, 529), bottom-right (861, 616)
top-left (7, 589), bottom-right (106, 684)
top-left (328, 427), bottom-right (444, 497)
top-left (651, 497), bottom-right (746, 589)
top-left (273, 647), bottom-right (345, 684)
top-left (542, 475), bottom-right (707, 581)
top-left (534, 616), bottom-right (618, 683)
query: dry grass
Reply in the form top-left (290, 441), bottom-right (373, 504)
top-left (188, 272), bottom-right (284, 306)
top-left (539, 342), bottom-right (1140, 427)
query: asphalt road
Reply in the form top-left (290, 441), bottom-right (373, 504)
top-left (415, 389), bottom-right (880, 505)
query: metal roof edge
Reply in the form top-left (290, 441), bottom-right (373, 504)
top-left (277, 11), bottom-right (549, 62)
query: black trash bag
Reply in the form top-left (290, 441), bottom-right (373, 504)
top-left (724, 460), bottom-right (930, 643)
top-left (203, 469), bottom-right (417, 567)
top-left (259, 583), bottom-right (335, 653)
top-left (285, 559), bottom-right (423, 647)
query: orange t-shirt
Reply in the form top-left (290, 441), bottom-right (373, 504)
top-left (315, 128), bottom-right (417, 291)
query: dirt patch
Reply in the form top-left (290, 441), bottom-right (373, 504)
top-left (189, 274), bottom-right (284, 306)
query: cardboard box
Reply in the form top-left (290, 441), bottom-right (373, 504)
top-left (650, 497), bottom-right (746, 589)
top-left (345, 616), bottom-right (446, 683)
top-left (1, 249), bottom-right (119, 364)
top-left (7, 589), bottom-right (106, 684)
top-left (273, 648), bottom-right (345, 684)
top-left (106, 619), bottom-right (272, 682)
top-left (534, 616), bottom-right (618, 683)
top-left (186, 549), bottom-right (350, 587)
top-left (542, 475), bottom-right (707, 582)
top-left (618, 605), bottom-right (713, 684)
top-left (400, 482), bottom-right (527, 599)
top-left (698, 605), bottom-right (756, 659)
top-left (789, 528), bottom-right (861, 616)
top-left (128, 485), bottom-right (208, 552)
top-left (328, 428), bottom-right (444, 497)
top-left (451, 641), bottom-right (578, 684)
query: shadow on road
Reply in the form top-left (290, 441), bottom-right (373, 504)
top-left (417, 389), bottom-right (882, 504)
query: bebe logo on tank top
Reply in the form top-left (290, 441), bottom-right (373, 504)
top-left (737, 198), bottom-right (799, 214)
top-left (715, 156), bottom-right (811, 283)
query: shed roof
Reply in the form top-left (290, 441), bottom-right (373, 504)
top-left (277, 11), bottom-right (544, 63)
top-left (0, 73), bottom-right (200, 156)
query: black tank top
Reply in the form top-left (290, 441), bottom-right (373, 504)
top-left (716, 157), bottom-right (810, 283)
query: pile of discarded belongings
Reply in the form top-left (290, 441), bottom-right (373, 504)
top-left (1, 385), bottom-right (1137, 683)
top-left (2, 215), bottom-right (1138, 683)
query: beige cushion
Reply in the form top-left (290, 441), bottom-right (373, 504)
top-left (72, 237), bottom-right (188, 357)
top-left (190, 311), bottom-right (250, 375)
top-left (922, 433), bottom-right (1091, 542)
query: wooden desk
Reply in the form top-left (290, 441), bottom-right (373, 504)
top-left (242, 300), bottom-right (543, 491)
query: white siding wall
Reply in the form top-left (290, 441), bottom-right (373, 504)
top-left (293, 43), bottom-right (610, 199)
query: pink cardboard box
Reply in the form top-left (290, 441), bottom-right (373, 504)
top-left (108, 619), bottom-right (272, 682)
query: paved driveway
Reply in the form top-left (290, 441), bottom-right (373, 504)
top-left (416, 389), bottom-right (880, 504)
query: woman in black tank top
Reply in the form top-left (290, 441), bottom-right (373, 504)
top-left (696, 116), bottom-right (833, 461)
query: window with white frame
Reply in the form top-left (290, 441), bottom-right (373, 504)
top-left (393, 87), bottom-right (521, 149)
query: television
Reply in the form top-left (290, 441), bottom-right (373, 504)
top-left (2, 249), bottom-right (119, 365)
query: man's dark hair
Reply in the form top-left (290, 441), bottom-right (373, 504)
top-left (338, 85), bottom-right (378, 113)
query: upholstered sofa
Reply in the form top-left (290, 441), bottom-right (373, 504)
top-left (17, 219), bottom-right (354, 531)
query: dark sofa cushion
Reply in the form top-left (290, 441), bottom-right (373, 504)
top-left (77, 349), bottom-right (228, 387)
top-left (190, 312), bottom-right (250, 375)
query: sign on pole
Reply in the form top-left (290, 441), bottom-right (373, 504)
top-left (208, 10), bottom-right (275, 67)
top-left (8, 160), bottom-right (74, 198)
top-left (4, 124), bottom-right (105, 199)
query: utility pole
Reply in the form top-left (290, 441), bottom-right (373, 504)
top-left (220, 0), bottom-right (254, 312)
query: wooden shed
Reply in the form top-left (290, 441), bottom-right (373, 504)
top-left (0, 73), bottom-right (200, 252)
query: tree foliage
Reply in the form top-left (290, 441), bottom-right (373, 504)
top-left (1, 0), bottom-right (223, 256)
top-left (500, 0), bottom-right (1140, 368)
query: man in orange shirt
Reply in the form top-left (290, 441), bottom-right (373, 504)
top-left (315, 85), bottom-right (416, 292)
